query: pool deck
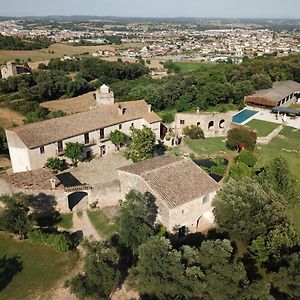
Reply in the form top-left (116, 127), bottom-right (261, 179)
top-left (244, 106), bottom-right (300, 129)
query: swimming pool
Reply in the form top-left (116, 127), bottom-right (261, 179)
top-left (232, 109), bottom-right (258, 124)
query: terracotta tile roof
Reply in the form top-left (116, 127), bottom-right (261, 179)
top-left (119, 155), bottom-right (220, 209)
top-left (7, 100), bottom-right (161, 149)
top-left (0, 169), bottom-right (64, 190)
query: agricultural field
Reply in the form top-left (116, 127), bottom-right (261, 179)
top-left (0, 233), bottom-right (78, 300)
top-left (0, 43), bottom-right (111, 64)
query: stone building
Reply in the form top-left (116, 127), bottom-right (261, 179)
top-left (175, 111), bottom-right (234, 138)
top-left (6, 85), bottom-right (161, 173)
top-left (1, 61), bottom-right (32, 79)
top-left (118, 155), bottom-right (220, 235)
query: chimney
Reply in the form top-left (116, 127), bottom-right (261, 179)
top-left (148, 104), bottom-right (152, 112)
top-left (118, 105), bottom-right (122, 115)
top-left (50, 178), bottom-right (56, 189)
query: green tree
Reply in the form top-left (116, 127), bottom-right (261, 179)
top-left (213, 178), bottom-right (289, 243)
top-left (0, 194), bottom-right (32, 238)
top-left (65, 239), bottom-right (120, 299)
top-left (109, 130), bottom-right (128, 150)
top-left (64, 142), bottom-right (84, 167)
top-left (230, 162), bottom-right (252, 180)
top-left (116, 190), bottom-right (155, 255)
top-left (124, 126), bottom-right (156, 162)
top-left (129, 236), bottom-right (205, 299)
top-left (272, 253), bottom-right (300, 299)
top-left (258, 156), bottom-right (299, 206)
top-left (182, 125), bottom-right (204, 139)
top-left (237, 149), bottom-right (257, 167)
top-left (44, 157), bottom-right (63, 173)
top-left (227, 126), bottom-right (257, 150)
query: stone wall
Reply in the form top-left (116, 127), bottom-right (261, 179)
top-left (175, 111), bottom-right (235, 138)
top-left (118, 170), bottom-right (217, 233)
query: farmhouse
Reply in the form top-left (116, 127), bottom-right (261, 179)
top-left (245, 80), bottom-right (300, 108)
top-left (118, 155), bottom-right (220, 235)
top-left (6, 85), bottom-right (161, 173)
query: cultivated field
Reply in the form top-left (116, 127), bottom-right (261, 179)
top-left (0, 42), bottom-right (143, 65)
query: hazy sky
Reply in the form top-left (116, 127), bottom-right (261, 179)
top-left (1, 0), bottom-right (300, 18)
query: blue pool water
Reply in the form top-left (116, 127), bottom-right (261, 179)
top-left (232, 109), bottom-right (258, 124)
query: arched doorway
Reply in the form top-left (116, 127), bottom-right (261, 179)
top-left (219, 119), bottom-right (225, 128)
top-left (208, 121), bottom-right (214, 130)
top-left (68, 191), bottom-right (88, 211)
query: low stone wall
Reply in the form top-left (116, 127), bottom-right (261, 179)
top-left (257, 125), bottom-right (283, 145)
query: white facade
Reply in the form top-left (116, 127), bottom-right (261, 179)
top-left (7, 119), bottom-right (161, 173)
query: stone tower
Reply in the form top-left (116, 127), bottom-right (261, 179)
top-left (95, 84), bottom-right (114, 106)
top-left (1, 62), bottom-right (18, 79)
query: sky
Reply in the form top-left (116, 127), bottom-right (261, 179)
top-left (1, 0), bottom-right (300, 19)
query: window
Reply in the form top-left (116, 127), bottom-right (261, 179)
top-left (100, 128), bottom-right (104, 139)
top-left (182, 209), bottom-right (184, 215)
top-left (119, 124), bottom-right (122, 130)
top-left (197, 122), bottom-right (200, 127)
top-left (40, 146), bottom-right (45, 154)
top-left (180, 120), bottom-right (185, 125)
top-left (178, 226), bottom-right (186, 237)
top-left (57, 141), bottom-right (63, 153)
top-left (202, 194), bottom-right (210, 204)
top-left (131, 123), bottom-right (134, 128)
top-left (84, 133), bottom-right (89, 144)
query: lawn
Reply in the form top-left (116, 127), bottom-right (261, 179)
top-left (245, 119), bottom-right (279, 137)
top-left (87, 210), bottom-right (118, 239)
top-left (0, 233), bottom-right (78, 300)
top-left (185, 137), bottom-right (229, 157)
top-left (255, 126), bottom-right (300, 234)
top-left (175, 62), bottom-right (218, 73)
top-left (57, 213), bottom-right (73, 230)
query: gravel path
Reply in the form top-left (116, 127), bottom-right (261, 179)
top-left (72, 210), bottom-right (103, 241)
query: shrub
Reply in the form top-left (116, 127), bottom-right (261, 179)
top-left (44, 157), bottom-right (63, 172)
top-left (238, 149), bottom-right (257, 167)
top-left (227, 126), bottom-right (257, 150)
top-left (28, 229), bottom-right (73, 252)
top-left (182, 125), bottom-right (204, 139)
top-left (230, 163), bottom-right (251, 181)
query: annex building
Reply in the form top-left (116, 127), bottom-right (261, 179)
top-left (118, 155), bottom-right (220, 235)
top-left (6, 85), bottom-right (161, 173)
top-left (245, 80), bottom-right (300, 108)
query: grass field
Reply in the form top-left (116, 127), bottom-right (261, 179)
top-left (0, 233), bottom-right (78, 300)
top-left (175, 61), bottom-right (218, 73)
top-left (245, 119), bottom-right (280, 137)
top-left (255, 126), bottom-right (300, 234)
top-left (0, 107), bottom-right (24, 129)
top-left (185, 137), bottom-right (229, 156)
top-left (0, 43), bottom-right (116, 64)
top-left (87, 210), bottom-right (118, 239)
top-left (57, 213), bottom-right (73, 230)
